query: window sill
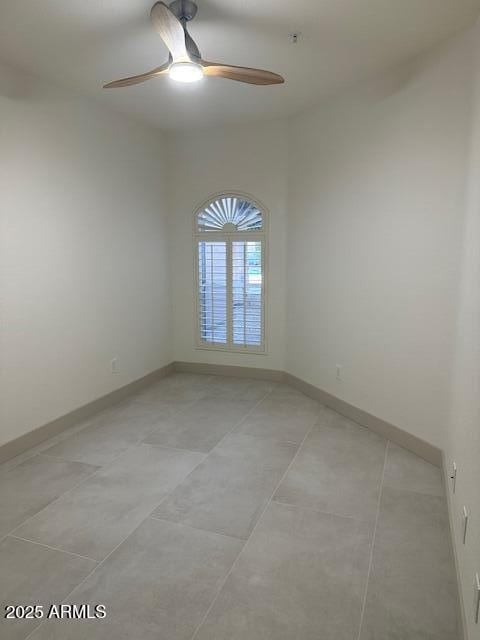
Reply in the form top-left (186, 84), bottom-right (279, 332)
top-left (195, 344), bottom-right (268, 356)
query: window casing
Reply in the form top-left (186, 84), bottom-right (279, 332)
top-left (194, 194), bottom-right (266, 353)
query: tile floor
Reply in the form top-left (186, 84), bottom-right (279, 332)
top-left (0, 373), bottom-right (459, 639)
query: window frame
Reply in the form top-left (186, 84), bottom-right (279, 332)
top-left (193, 192), bottom-right (268, 355)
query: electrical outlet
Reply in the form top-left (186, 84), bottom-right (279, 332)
top-left (450, 462), bottom-right (457, 493)
top-left (111, 357), bottom-right (119, 375)
top-left (462, 506), bottom-right (469, 544)
top-left (336, 364), bottom-right (344, 381)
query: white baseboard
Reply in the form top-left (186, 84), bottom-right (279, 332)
top-left (173, 361), bottom-right (442, 467)
top-left (0, 363), bottom-right (173, 464)
top-left (1, 360), bottom-right (442, 469)
top-left (283, 372), bottom-right (442, 467)
top-left (173, 360), bottom-right (285, 382)
top-left (441, 451), bottom-right (468, 640)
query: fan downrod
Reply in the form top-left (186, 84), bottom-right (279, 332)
top-left (168, 0), bottom-right (198, 22)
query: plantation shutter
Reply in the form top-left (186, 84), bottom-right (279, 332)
top-left (197, 241), bottom-right (227, 344)
top-left (232, 240), bottom-right (263, 347)
top-left (195, 195), bottom-right (265, 352)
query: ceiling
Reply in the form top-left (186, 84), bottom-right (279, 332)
top-left (0, 0), bottom-right (479, 131)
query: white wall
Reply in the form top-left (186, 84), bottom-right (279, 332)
top-left (0, 62), bottom-right (171, 448)
top-left (286, 32), bottom-right (474, 448)
top-left (445, 18), bottom-right (480, 640)
top-left (167, 121), bottom-right (288, 371)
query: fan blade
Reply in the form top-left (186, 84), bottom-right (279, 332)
top-left (202, 62), bottom-right (284, 85)
top-left (150, 2), bottom-right (189, 62)
top-left (103, 63), bottom-right (169, 88)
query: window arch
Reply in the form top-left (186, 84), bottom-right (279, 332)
top-left (194, 194), bottom-right (266, 353)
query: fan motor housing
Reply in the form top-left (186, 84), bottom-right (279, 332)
top-left (169, 0), bottom-right (198, 22)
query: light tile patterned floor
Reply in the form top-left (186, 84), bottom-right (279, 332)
top-left (0, 374), bottom-right (459, 639)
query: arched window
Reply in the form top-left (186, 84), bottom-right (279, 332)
top-left (194, 194), bottom-right (266, 353)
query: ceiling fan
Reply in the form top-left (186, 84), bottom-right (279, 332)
top-left (104, 0), bottom-right (284, 88)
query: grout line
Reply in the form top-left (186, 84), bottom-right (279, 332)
top-left (189, 408), bottom-right (321, 640)
top-left (355, 439), bottom-right (389, 640)
top-left (138, 442), bottom-right (209, 456)
top-left (271, 498), bottom-right (357, 521)
top-left (37, 452), bottom-right (101, 464)
top-left (8, 534), bottom-right (99, 564)
top-left (148, 514), bottom-right (248, 542)
top-left (379, 485), bottom-right (445, 499)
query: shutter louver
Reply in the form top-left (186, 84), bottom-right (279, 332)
top-left (197, 197), bottom-right (262, 231)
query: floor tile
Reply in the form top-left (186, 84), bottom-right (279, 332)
top-left (383, 442), bottom-right (444, 496)
top-left (266, 385), bottom-right (320, 409)
top-left (360, 487), bottom-right (459, 640)
top-left (153, 433), bottom-right (298, 539)
top-left (234, 391), bottom-right (319, 443)
top-left (269, 383), bottom-right (314, 398)
top-left (143, 397), bottom-right (253, 452)
top-left (206, 376), bottom-right (275, 404)
top-left (15, 444), bottom-right (204, 560)
top-left (270, 384), bottom-right (324, 406)
top-left (195, 501), bottom-right (365, 640)
top-left (274, 409), bottom-right (386, 524)
top-left (148, 373), bottom-right (212, 391)
top-left (0, 455), bottom-right (97, 537)
top-left (28, 518), bottom-right (243, 640)
top-left (0, 536), bottom-right (96, 640)
top-left (43, 400), bottom-right (178, 466)
top-left (134, 373), bottom-right (211, 409)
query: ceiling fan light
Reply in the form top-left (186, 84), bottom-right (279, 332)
top-left (169, 61), bottom-right (204, 83)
